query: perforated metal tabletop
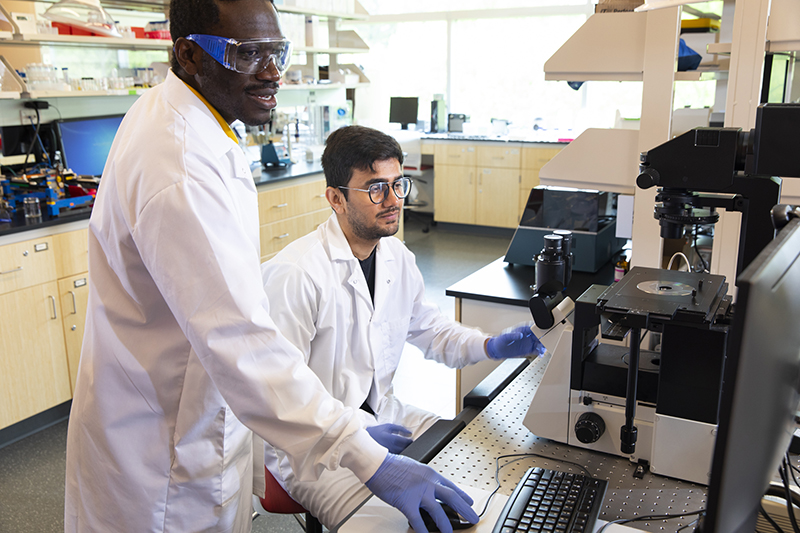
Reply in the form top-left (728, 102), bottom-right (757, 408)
top-left (431, 354), bottom-right (708, 532)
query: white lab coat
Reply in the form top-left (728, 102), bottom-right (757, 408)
top-left (64, 71), bottom-right (386, 533)
top-left (260, 214), bottom-right (489, 527)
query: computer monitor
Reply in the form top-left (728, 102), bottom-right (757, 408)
top-left (56, 114), bottom-right (125, 176)
top-left (699, 216), bottom-right (800, 532)
top-left (389, 97), bottom-right (419, 130)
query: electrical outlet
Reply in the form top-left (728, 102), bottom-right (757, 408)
top-left (20, 108), bottom-right (38, 125)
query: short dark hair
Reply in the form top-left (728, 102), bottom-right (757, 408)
top-left (322, 126), bottom-right (404, 196)
top-left (168, 0), bottom-right (273, 71)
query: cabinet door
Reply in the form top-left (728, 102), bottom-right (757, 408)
top-left (59, 274), bottom-right (89, 394)
top-left (0, 282), bottom-right (71, 429)
top-left (476, 167), bottom-right (521, 228)
top-left (52, 229), bottom-right (89, 279)
top-left (433, 165), bottom-right (476, 225)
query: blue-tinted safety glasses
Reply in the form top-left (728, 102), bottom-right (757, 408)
top-left (186, 34), bottom-right (293, 75)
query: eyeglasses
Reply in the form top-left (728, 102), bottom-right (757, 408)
top-left (185, 34), bottom-right (293, 75)
top-left (339, 177), bottom-right (413, 205)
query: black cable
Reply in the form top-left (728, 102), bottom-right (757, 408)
top-left (779, 461), bottom-right (800, 533)
top-left (22, 108), bottom-right (41, 174)
top-left (676, 517), bottom-right (701, 532)
top-left (762, 502), bottom-right (787, 533)
top-left (29, 116), bottom-right (50, 167)
top-left (476, 453), bottom-right (594, 518)
top-left (596, 509), bottom-right (705, 533)
top-left (694, 225), bottom-right (709, 273)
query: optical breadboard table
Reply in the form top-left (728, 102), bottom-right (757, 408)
top-left (430, 354), bottom-right (709, 533)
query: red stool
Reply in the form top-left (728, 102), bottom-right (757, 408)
top-left (255, 466), bottom-right (323, 533)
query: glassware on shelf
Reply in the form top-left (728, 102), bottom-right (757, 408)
top-left (42, 0), bottom-right (122, 38)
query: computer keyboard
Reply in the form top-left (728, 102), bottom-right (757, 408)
top-left (492, 467), bottom-right (607, 533)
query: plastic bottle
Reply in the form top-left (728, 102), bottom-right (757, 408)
top-left (614, 254), bottom-right (630, 282)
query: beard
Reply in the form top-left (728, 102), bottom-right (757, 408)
top-left (346, 206), bottom-right (400, 241)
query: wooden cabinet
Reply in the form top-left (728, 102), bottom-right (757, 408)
top-left (0, 229), bottom-right (89, 429)
top-left (58, 273), bottom-right (89, 393)
top-left (476, 167), bottom-right (520, 228)
top-left (52, 228), bottom-right (89, 279)
top-left (520, 146), bottom-right (563, 217)
top-left (0, 281), bottom-right (71, 429)
top-left (0, 236), bottom-right (56, 295)
top-left (257, 175), bottom-right (332, 262)
top-left (432, 141), bottom-right (560, 229)
top-left (433, 164), bottom-right (476, 225)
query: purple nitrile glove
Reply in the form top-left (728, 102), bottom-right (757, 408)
top-left (366, 423), bottom-right (413, 454)
top-left (365, 453), bottom-right (479, 533)
top-left (486, 325), bottom-right (547, 360)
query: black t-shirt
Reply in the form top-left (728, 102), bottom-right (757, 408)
top-left (358, 246), bottom-right (377, 303)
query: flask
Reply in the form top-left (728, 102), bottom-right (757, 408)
top-left (614, 254), bottom-right (629, 282)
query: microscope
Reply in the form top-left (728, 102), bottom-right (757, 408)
top-left (522, 103), bottom-right (800, 485)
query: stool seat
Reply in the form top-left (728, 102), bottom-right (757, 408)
top-left (260, 466), bottom-right (308, 515)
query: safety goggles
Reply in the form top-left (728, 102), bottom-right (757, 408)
top-left (339, 177), bottom-right (413, 205)
top-left (186, 34), bottom-right (293, 75)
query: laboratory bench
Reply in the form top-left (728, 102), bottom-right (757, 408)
top-left (0, 162), bottom-right (332, 442)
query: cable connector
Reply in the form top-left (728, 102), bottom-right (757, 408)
top-left (24, 101), bottom-right (49, 110)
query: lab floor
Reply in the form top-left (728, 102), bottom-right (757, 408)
top-left (0, 214), bottom-right (512, 533)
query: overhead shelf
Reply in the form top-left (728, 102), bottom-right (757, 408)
top-left (277, 5), bottom-right (367, 20)
top-left (544, 12), bottom-right (647, 82)
top-left (538, 128), bottom-right (640, 195)
top-left (7, 33), bottom-right (172, 49)
top-left (24, 88), bottom-right (147, 98)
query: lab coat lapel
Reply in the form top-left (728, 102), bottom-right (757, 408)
top-left (324, 215), bottom-right (374, 309)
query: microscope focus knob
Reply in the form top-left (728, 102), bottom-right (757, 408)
top-left (636, 168), bottom-right (660, 189)
top-left (575, 412), bottom-right (606, 444)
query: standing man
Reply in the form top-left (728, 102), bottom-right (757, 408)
top-left (260, 125), bottom-right (546, 528)
top-left (64, 1), bottom-right (477, 532)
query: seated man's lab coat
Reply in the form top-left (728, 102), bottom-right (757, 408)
top-left (259, 213), bottom-right (490, 527)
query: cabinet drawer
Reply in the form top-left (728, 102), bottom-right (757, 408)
top-left (434, 143), bottom-right (477, 166)
top-left (521, 146), bottom-right (563, 171)
top-left (0, 237), bottom-right (56, 296)
top-left (477, 145), bottom-right (521, 169)
top-left (52, 229), bottom-right (89, 279)
top-left (260, 209), bottom-right (330, 257)
top-left (258, 179), bottom-right (328, 224)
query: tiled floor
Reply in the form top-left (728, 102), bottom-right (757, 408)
top-left (0, 213), bottom-right (512, 533)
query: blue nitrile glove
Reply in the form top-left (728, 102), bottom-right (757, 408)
top-left (365, 453), bottom-right (479, 533)
top-left (366, 423), bottom-right (413, 454)
top-left (486, 325), bottom-right (547, 360)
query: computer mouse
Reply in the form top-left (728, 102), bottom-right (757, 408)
top-left (414, 501), bottom-right (476, 531)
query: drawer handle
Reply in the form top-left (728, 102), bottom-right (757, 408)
top-left (275, 203), bottom-right (289, 208)
top-left (49, 295), bottom-right (57, 320)
top-left (276, 233), bottom-right (290, 240)
top-left (0, 266), bottom-right (22, 275)
top-left (317, 194), bottom-right (326, 198)
top-left (69, 291), bottom-right (77, 315)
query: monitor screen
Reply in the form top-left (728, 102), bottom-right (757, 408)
top-left (700, 216), bottom-right (800, 532)
top-left (57, 114), bottom-right (125, 176)
top-left (389, 97), bottom-right (419, 130)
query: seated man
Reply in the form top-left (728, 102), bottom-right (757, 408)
top-left (260, 125), bottom-right (544, 528)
